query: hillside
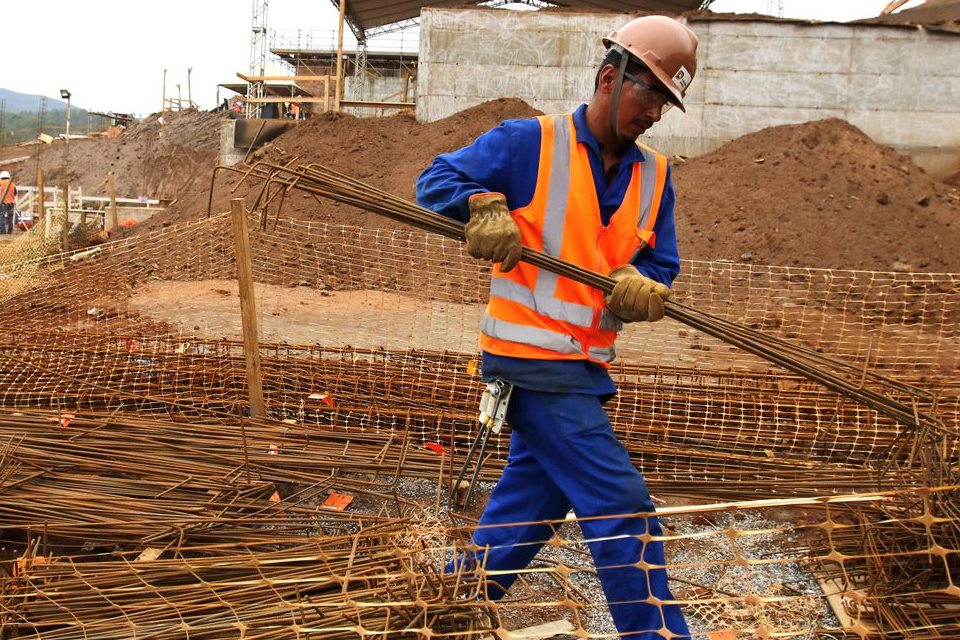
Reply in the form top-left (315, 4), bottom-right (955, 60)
top-left (0, 88), bottom-right (101, 143)
top-left (0, 88), bottom-right (69, 113)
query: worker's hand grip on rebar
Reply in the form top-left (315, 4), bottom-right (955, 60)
top-left (465, 192), bottom-right (522, 272)
top-left (604, 264), bottom-right (671, 322)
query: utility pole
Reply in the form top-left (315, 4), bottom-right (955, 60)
top-left (37, 97), bottom-right (47, 139)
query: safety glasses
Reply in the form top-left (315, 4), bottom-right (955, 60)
top-left (622, 71), bottom-right (675, 114)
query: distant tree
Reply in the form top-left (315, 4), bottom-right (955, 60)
top-left (2, 108), bottom-right (99, 145)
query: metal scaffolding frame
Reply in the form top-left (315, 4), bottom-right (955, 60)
top-left (247, 0), bottom-right (269, 118)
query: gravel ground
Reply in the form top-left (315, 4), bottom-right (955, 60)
top-left (386, 479), bottom-right (839, 639)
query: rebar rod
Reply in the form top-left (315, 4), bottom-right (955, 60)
top-left (211, 161), bottom-right (949, 437)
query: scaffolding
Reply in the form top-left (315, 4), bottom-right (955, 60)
top-left (247, 0), bottom-right (269, 118)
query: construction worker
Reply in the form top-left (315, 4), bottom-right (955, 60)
top-left (0, 170), bottom-right (17, 234)
top-left (416, 15), bottom-right (697, 639)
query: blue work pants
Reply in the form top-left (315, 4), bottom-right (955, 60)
top-left (459, 388), bottom-right (690, 639)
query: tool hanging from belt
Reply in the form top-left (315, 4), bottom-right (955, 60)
top-left (450, 379), bottom-right (514, 510)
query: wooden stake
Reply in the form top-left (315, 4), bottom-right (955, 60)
top-left (107, 171), bottom-right (119, 231)
top-left (60, 185), bottom-right (69, 251)
top-left (36, 169), bottom-right (44, 227)
top-left (230, 198), bottom-right (266, 418)
top-left (161, 69), bottom-right (167, 130)
top-left (78, 184), bottom-right (87, 225)
top-left (335, 0), bottom-right (346, 112)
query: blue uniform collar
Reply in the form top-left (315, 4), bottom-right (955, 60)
top-left (572, 103), bottom-right (646, 165)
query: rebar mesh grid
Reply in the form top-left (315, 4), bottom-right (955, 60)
top-left (3, 435), bottom-right (957, 640)
top-left (0, 208), bottom-right (955, 638)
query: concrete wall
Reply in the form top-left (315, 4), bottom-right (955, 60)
top-left (417, 8), bottom-right (960, 177)
top-left (343, 75), bottom-right (412, 116)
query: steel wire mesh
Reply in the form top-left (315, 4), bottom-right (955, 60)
top-left (0, 209), bottom-right (956, 638)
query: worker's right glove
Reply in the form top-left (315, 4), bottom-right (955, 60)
top-left (465, 192), bottom-right (522, 272)
top-left (604, 264), bottom-right (671, 323)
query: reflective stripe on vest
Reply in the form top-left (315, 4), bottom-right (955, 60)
top-left (480, 114), bottom-right (667, 365)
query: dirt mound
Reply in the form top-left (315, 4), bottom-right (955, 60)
top-left (672, 118), bottom-right (960, 271)
top-left (857, 0), bottom-right (960, 30)
top-left (151, 98), bottom-right (544, 232)
top-left (26, 108), bottom-right (223, 202)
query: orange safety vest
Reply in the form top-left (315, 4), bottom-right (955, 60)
top-left (0, 179), bottom-right (16, 204)
top-left (479, 113), bottom-right (668, 367)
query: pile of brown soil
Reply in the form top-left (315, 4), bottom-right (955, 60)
top-left (155, 98), bottom-right (543, 232)
top-left (856, 0), bottom-right (960, 30)
top-left (18, 98), bottom-right (960, 273)
top-left (672, 118), bottom-right (960, 271)
top-left (23, 108), bottom-right (222, 202)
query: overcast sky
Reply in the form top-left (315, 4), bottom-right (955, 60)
top-left (7, 0), bottom-right (923, 117)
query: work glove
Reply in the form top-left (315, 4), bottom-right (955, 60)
top-left (465, 192), bottom-right (522, 272)
top-left (604, 264), bottom-right (671, 323)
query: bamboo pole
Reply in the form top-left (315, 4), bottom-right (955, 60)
top-left (229, 198), bottom-right (265, 418)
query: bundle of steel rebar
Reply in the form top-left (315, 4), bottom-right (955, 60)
top-left (0, 410), bottom-right (436, 547)
top-left (2, 532), bottom-right (492, 639)
top-left (0, 334), bottom-right (952, 495)
top-left (808, 486), bottom-right (960, 637)
top-left (212, 161), bottom-right (951, 442)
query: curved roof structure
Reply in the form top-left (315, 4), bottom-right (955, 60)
top-left (329, 0), bottom-right (714, 38)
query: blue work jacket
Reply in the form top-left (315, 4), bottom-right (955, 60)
top-left (416, 103), bottom-right (681, 397)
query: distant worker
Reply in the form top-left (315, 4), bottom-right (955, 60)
top-left (417, 15), bottom-right (698, 639)
top-left (0, 170), bottom-right (17, 234)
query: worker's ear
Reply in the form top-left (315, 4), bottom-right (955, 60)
top-left (597, 64), bottom-right (619, 95)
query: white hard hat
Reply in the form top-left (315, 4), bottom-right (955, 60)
top-left (0, 171), bottom-right (9, 180)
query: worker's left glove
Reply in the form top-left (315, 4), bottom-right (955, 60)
top-left (604, 264), bottom-right (671, 322)
top-left (465, 192), bottom-right (522, 272)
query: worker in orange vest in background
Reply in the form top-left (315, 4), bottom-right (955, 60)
top-left (0, 170), bottom-right (17, 234)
